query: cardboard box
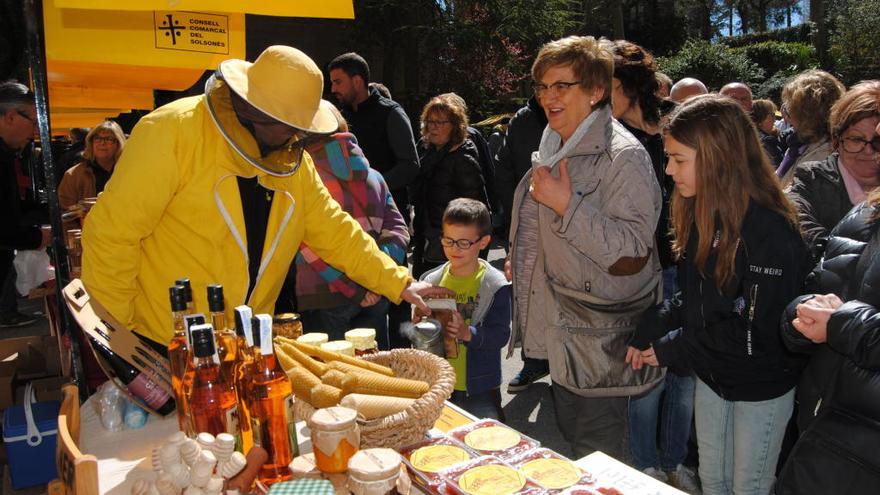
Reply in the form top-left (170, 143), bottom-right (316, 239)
top-left (0, 355), bottom-right (16, 410)
top-left (14, 376), bottom-right (68, 404)
top-left (0, 335), bottom-right (61, 379)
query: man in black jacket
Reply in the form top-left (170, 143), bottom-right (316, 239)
top-left (329, 53), bottom-right (420, 349)
top-left (328, 53), bottom-right (419, 216)
top-left (0, 81), bottom-right (50, 327)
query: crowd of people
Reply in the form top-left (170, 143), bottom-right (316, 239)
top-left (2, 33), bottom-right (879, 495)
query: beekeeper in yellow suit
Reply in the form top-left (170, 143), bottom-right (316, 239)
top-left (82, 45), bottom-right (430, 345)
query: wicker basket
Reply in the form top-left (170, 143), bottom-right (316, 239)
top-left (293, 348), bottom-right (455, 450)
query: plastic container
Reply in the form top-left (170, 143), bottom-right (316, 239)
top-left (2, 383), bottom-right (60, 489)
top-left (400, 433), bottom-right (479, 490)
top-left (447, 419), bottom-right (540, 463)
top-left (509, 448), bottom-right (595, 492)
top-left (439, 456), bottom-right (544, 495)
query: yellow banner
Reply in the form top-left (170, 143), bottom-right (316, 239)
top-left (45, 4), bottom-right (245, 70)
top-left (53, 0), bottom-right (355, 19)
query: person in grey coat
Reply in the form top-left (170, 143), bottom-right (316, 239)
top-left (506, 36), bottom-right (662, 460)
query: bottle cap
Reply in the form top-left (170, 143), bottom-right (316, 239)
top-left (175, 278), bottom-right (193, 303)
top-left (169, 285), bottom-right (187, 312)
top-left (207, 284), bottom-right (225, 312)
top-left (190, 323), bottom-right (216, 358)
top-left (234, 305), bottom-right (253, 347)
top-left (253, 314), bottom-right (273, 353)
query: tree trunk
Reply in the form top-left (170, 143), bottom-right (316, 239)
top-left (610, 0), bottom-right (625, 39)
top-left (810, 0), bottom-right (828, 66)
top-left (729, 6), bottom-right (734, 36)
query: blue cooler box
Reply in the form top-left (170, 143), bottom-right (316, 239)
top-left (3, 397), bottom-right (60, 489)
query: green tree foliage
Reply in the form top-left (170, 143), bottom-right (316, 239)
top-left (658, 39), bottom-right (764, 91)
top-left (828, 0), bottom-right (880, 85)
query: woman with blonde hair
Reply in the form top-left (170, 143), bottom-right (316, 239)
top-left (412, 94), bottom-right (488, 276)
top-left (777, 70), bottom-right (845, 185)
top-left (58, 120), bottom-right (126, 209)
top-left (630, 94), bottom-right (810, 494)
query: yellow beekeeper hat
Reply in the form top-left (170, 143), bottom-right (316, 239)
top-left (218, 45), bottom-right (337, 134)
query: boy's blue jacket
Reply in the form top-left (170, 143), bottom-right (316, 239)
top-left (420, 259), bottom-right (512, 395)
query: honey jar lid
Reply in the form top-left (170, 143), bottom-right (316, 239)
top-left (345, 328), bottom-right (378, 351)
top-left (274, 312), bottom-right (300, 324)
top-left (347, 448), bottom-right (401, 481)
top-left (297, 333), bottom-right (329, 346)
top-left (321, 340), bottom-right (354, 357)
top-left (309, 406), bottom-right (358, 431)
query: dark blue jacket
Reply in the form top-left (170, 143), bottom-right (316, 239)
top-left (421, 260), bottom-right (511, 395)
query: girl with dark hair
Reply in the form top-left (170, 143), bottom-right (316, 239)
top-left (607, 40), bottom-right (695, 489)
top-left (629, 94), bottom-right (810, 494)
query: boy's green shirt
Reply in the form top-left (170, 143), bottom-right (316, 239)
top-left (438, 263), bottom-right (486, 391)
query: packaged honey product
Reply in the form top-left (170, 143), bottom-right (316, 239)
top-left (345, 328), bottom-right (379, 356)
top-left (509, 448), bottom-right (595, 492)
top-left (274, 313), bottom-right (304, 340)
top-left (400, 434), bottom-right (479, 490)
top-left (447, 419), bottom-right (540, 463)
top-left (308, 406), bottom-right (360, 474)
top-left (298, 333), bottom-right (330, 347)
top-left (439, 456), bottom-right (544, 495)
top-left (321, 340), bottom-right (355, 357)
top-left (347, 448), bottom-right (402, 495)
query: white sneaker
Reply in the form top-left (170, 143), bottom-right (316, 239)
top-left (642, 467), bottom-right (668, 483)
top-left (667, 464), bottom-right (701, 494)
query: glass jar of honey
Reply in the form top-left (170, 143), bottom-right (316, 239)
top-left (347, 448), bottom-right (402, 495)
top-left (273, 313), bottom-right (303, 340)
top-left (308, 407), bottom-right (360, 474)
top-left (345, 328), bottom-right (379, 356)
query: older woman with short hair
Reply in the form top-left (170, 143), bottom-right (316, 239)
top-left (777, 70), bottom-right (845, 185)
top-left (58, 120), bottom-right (126, 209)
top-left (507, 36), bottom-right (662, 459)
top-left (412, 94), bottom-right (489, 277)
top-left (787, 80), bottom-right (880, 262)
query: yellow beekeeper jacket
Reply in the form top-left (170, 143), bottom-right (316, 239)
top-left (81, 89), bottom-right (411, 344)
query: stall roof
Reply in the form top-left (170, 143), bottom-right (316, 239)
top-left (45, 0), bottom-right (353, 134)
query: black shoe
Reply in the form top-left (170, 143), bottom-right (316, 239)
top-left (0, 312), bottom-right (39, 328)
top-left (507, 361), bottom-right (550, 393)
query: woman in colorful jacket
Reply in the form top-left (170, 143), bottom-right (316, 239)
top-left (82, 46), bottom-right (431, 346)
top-left (294, 107), bottom-right (409, 348)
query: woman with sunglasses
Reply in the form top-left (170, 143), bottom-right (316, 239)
top-left (58, 120), bottom-right (126, 210)
top-left (412, 94), bottom-right (489, 278)
top-left (787, 80), bottom-right (880, 262)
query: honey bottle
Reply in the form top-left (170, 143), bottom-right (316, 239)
top-left (249, 314), bottom-right (297, 485)
top-left (167, 285), bottom-right (193, 435)
top-left (186, 323), bottom-right (240, 438)
top-left (207, 284), bottom-right (238, 384)
top-left (232, 305), bottom-right (255, 454)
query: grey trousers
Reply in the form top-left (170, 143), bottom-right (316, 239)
top-left (552, 381), bottom-right (629, 461)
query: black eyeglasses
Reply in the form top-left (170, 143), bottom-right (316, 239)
top-left (93, 136), bottom-right (117, 144)
top-left (841, 136), bottom-right (880, 154)
top-left (532, 81), bottom-right (582, 98)
top-left (440, 236), bottom-right (484, 250)
top-left (16, 110), bottom-right (37, 125)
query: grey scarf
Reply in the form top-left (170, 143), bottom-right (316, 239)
top-left (536, 110), bottom-right (601, 168)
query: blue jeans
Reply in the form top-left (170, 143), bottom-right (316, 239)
top-left (629, 266), bottom-right (695, 471)
top-left (301, 298), bottom-right (390, 350)
top-left (694, 378), bottom-right (794, 495)
top-left (629, 372), bottom-right (696, 470)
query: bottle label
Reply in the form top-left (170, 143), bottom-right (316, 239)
top-left (251, 416), bottom-right (263, 448)
top-left (128, 373), bottom-right (171, 410)
top-left (285, 395), bottom-right (299, 457)
top-left (225, 405), bottom-right (240, 438)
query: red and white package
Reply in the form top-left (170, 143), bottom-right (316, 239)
top-left (447, 419), bottom-right (540, 462)
top-left (509, 448), bottom-right (596, 493)
top-left (439, 456), bottom-right (545, 495)
top-left (400, 434), bottom-right (479, 491)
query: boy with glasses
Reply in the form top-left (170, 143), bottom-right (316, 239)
top-left (417, 198), bottom-right (511, 420)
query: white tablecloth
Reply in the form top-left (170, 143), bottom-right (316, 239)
top-left (80, 397), bottom-right (684, 495)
